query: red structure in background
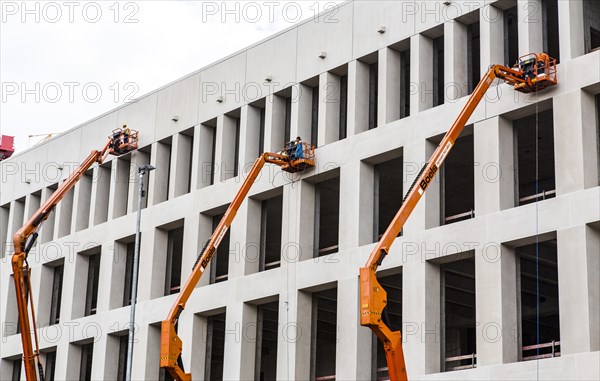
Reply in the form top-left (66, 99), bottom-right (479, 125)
top-left (0, 135), bottom-right (15, 161)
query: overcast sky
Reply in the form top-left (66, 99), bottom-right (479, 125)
top-left (1, 0), bottom-right (343, 154)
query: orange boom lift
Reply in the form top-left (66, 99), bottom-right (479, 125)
top-left (160, 144), bottom-right (315, 381)
top-left (12, 128), bottom-right (138, 381)
top-left (360, 53), bottom-right (557, 381)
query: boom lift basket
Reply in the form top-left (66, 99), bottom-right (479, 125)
top-left (280, 142), bottom-right (316, 173)
top-left (510, 53), bottom-right (557, 93)
top-left (110, 128), bottom-right (139, 155)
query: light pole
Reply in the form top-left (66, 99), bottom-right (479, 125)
top-left (126, 164), bottom-right (155, 381)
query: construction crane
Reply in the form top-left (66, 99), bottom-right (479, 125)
top-left (360, 52), bottom-right (557, 381)
top-left (160, 142), bottom-right (316, 381)
top-left (12, 127), bottom-right (139, 381)
top-left (27, 133), bottom-right (61, 148)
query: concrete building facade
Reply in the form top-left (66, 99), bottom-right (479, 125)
top-left (1, 0), bottom-right (599, 380)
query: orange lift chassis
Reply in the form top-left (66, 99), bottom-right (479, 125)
top-left (161, 144), bottom-right (315, 381)
top-left (360, 53), bottom-right (557, 381)
top-left (11, 128), bottom-right (138, 381)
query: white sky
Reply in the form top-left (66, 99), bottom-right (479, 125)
top-left (1, 0), bottom-right (343, 154)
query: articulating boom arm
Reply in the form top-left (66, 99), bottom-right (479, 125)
top-left (160, 150), bottom-right (312, 381)
top-left (12, 139), bottom-right (117, 381)
top-left (359, 53), bottom-right (557, 381)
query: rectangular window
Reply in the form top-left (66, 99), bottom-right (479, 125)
top-left (400, 50), bottom-right (411, 119)
top-left (339, 74), bottom-right (348, 139)
top-left (504, 6), bottom-right (519, 66)
top-left (85, 253), bottom-right (100, 316)
top-left (368, 63), bottom-right (379, 130)
top-left (442, 258), bottom-right (476, 371)
top-left (210, 215), bottom-right (230, 284)
top-left (49, 265), bottom-right (64, 325)
top-left (584, 0), bottom-right (600, 53)
top-left (285, 96), bottom-right (292, 145)
top-left (441, 134), bottom-right (475, 224)
top-left (542, 0), bottom-right (560, 63)
top-left (205, 313), bottom-right (226, 381)
top-left (314, 176), bottom-right (340, 257)
top-left (123, 242), bottom-right (135, 306)
top-left (433, 35), bottom-right (445, 107)
top-left (255, 301), bottom-right (279, 380)
top-left (117, 335), bottom-right (128, 381)
top-left (514, 109), bottom-right (556, 205)
top-left (517, 240), bottom-right (560, 361)
top-left (45, 350), bottom-right (57, 381)
top-left (311, 289), bottom-right (337, 380)
top-left (374, 156), bottom-right (404, 242)
top-left (165, 226), bottom-right (184, 295)
top-left (259, 107), bottom-right (266, 154)
top-left (311, 85), bottom-right (320, 145)
top-left (210, 128), bottom-right (217, 186)
top-left (234, 117), bottom-right (241, 177)
top-left (79, 343), bottom-right (93, 381)
top-left (260, 195), bottom-right (283, 271)
top-left (467, 21), bottom-right (481, 94)
top-left (11, 359), bottom-right (21, 381)
top-left (1, 203), bottom-right (9, 259)
top-left (373, 272), bottom-right (402, 380)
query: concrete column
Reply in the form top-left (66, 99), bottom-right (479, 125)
top-left (557, 225), bottom-right (600, 355)
top-left (318, 72), bottom-right (341, 146)
top-left (410, 34), bottom-right (434, 113)
top-left (517, 0), bottom-right (544, 56)
top-left (181, 214), bottom-right (201, 290)
top-left (5, 199), bottom-right (24, 255)
top-left (214, 115), bottom-right (237, 182)
top-left (61, 249), bottom-right (86, 321)
top-left (91, 165), bottom-right (110, 226)
top-left (347, 60), bottom-right (369, 136)
top-left (149, 141), bottom-right (171, 206)
top-left (480, 4), bottom-right (505, 72)
top-left (73, 172), bottom-right (92, 232)
top-left (291, 83), bottom-right (313, 142)
top-left (187, 313), bottom-right (208, 378)
top-left (239, 105), bottom-right (261, 166)
top-left (339, 161), bottom-right (374, 250)
top-left (276, 290), bottom-right (312, 380)
top-left (103, 242), bottom-right (125, 310)
top-left (127, 150), bottom-right (150, 214)
top-left (190, 125), bottom-right (202, 191)
top-left (445, 20), bottom-right (468, 101)
top-left (228, 198), bottom-right (261, 278)
top-left (553, 90), bottom-right (599, 195)
top-left (281, 181), bottom-right (315, 263)
top-left (264, 94), bottom-right (286, 153)
top-left (335, 277), bottom-right (372, 380)
top-left (197, 124), bottom-right (216, 189)
top-left (474, 116), bottom-right (515, 215)
top-left (91, 334), bottom-right (112, 380)
top-left (169, 132), bottom-right (193, 198)
top-left (222, 302), bottom-right (257, 380)
top-left (54, 342), bottom-right (80, 381)
top-left (558, 0), bottom-right (585, 62)
top-left (108, 158), bottom-right (130, 220)
top-left (131, 324), bottom-right (160, 381)
top-left (137, 228), bottom-right (167, 301)
top-left (475, 244), bottom-right (519, 366)
top-left (402, 261), bottom-right (441, 376)
top-left (402, 140), bottom-right (439, 233)
top-left (378, 48), bottom-right (401, 126)
top-left (54, 182), bottom-right (74, 238)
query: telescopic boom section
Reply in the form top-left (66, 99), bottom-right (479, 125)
top-left (359, 53), bottom-right (557, 381)
top-left (12, 129), bottom-right (138, 381)
top-left (161, 147), bottom-right (315, 381)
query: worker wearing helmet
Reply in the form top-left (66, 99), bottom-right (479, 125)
top-left (291, 136), bottom-right (304, 160)
top-left (123, 124), bottom-right (130, 144)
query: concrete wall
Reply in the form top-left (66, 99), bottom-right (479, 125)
top-left (1, 1), bottom-right (599, 380)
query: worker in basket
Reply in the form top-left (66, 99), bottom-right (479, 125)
top-left (291, 136), bottom-right (304, 160)
top-left (123, 124), bottom-right (131, 144)
top-left (111, 129), bottom-right (122, 154)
